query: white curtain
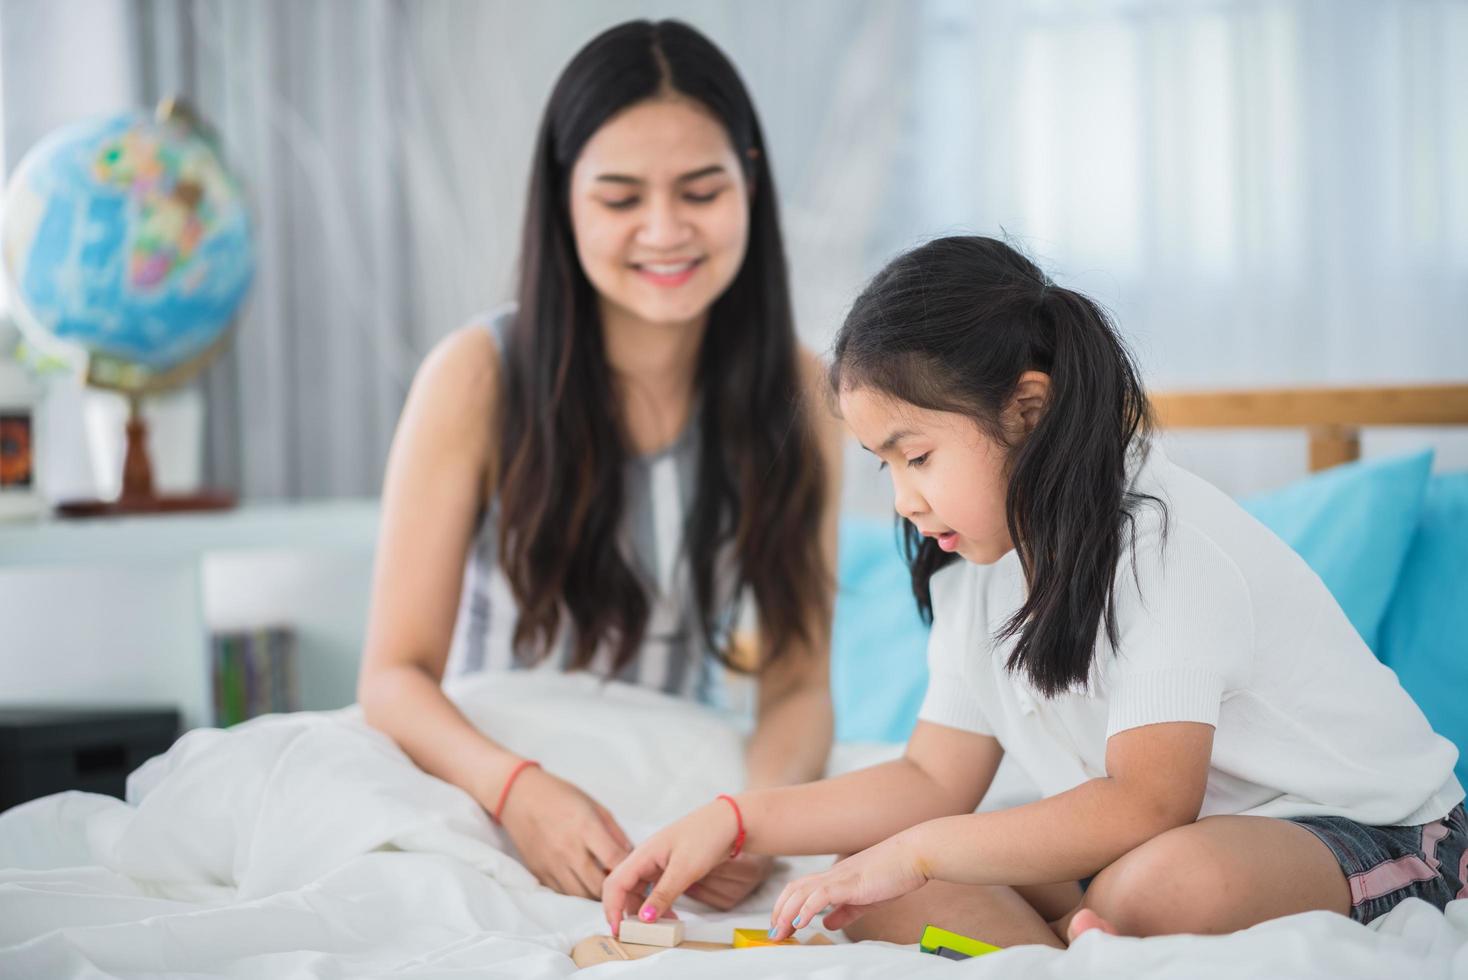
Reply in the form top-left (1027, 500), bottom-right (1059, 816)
top-left (122, 0), bottom-right (916, 502)
top-left (895, 0), bottom-right (1468, 502)
top-left (7, 0), bottom-right (1465, 506)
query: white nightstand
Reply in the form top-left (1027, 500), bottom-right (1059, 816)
top-left (0, 500), bottom-right (379, 728)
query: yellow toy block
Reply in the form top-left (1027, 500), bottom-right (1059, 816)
top-left (732, 927), bottom-right (800, 948)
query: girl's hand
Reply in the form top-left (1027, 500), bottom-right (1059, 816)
top-left (496, 767), bottom-right (634, 899)
top-left (601, 800), bottom-right (740, 934)
top-left (769, 833), bottom-right (930, 940)
top-left (687, 853), bottom-right (774, 911)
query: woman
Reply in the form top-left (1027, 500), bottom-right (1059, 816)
top-left (358, 19), bottom-right (843, 909)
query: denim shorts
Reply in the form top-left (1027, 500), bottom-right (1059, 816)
top-left (1290, 802), bottom-right (1467, 924)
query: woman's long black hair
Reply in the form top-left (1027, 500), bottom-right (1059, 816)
top-left (497, 20), bottom-right (828, 673)
top-left (831, 236), bottom-right (1161, 697)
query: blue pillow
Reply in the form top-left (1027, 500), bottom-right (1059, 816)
top-left (831, 515), bottom-right (929, 742)
top-left (1242, 450), bottom-right (1433, 654)
top-left (1377, 472), bottom-right (1468, 790)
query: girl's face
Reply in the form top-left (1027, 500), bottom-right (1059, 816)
top-left (838, 385), bottom-right (1017, 565)
top-left (568, 96), bottom-right (750, 328)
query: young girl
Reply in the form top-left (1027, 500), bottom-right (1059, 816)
top-left (358, 21), bottom-right (843, 907)
top-left (602, 236), bottom-right (1465, 947)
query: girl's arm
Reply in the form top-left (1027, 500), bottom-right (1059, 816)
top-left (601, 721), bottom-right (1002, 930)
top-left (744, 721), bottom-right (1003, 854)
top-left (766, 720), bottom-right (1214, 938)
top-left (913, 720), bottom-right (1213, 883)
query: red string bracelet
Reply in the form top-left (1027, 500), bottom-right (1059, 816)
top-left (492, 760), bottom-right (541, 823)
top-left (716, 794), bottom-right (746, 860)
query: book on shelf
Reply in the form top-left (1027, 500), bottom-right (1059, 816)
top-left (210, 626), bottom-right (299, 726)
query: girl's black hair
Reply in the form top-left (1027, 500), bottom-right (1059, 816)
top-left (497, 20), bottom-right (828, 674)
top-left (830, 236), bottom-right (1162, 697)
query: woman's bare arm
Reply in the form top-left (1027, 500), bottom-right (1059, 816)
top-left (356, 326), bottom-right (524, 805)
top-left (742, 347), bottom-right (845, 791)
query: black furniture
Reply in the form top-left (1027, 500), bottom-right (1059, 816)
top-left (0, 706), bottom-right (180, 812)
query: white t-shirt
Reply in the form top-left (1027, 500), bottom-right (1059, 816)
top-left (918, 444), bottom-right (1463, 826)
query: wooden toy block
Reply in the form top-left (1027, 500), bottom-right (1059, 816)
top-left (570, 930), bottom-right (832, 968)
top-left (732, 927), bottom-right (800, 948)
top-left (616, 916), bottom-right (685, 947)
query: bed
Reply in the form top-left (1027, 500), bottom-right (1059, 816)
top-left (2, 383), bottom-right (1466, 979)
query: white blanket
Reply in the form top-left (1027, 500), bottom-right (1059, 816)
top-left (2, 672), bottom-right (1464, 979)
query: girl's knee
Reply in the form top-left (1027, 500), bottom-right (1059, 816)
top-left (1085, 824), bottom-right (1235, 936)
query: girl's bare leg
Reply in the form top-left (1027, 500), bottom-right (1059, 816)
top-left (841, 878), bottom-right (1071, 948)
top-left (1059, 815), bottom-right (1352, 940)
top-left (843, 815), bottom-right (1350, 948)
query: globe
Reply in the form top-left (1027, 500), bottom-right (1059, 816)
top-left (1, 99), bottom-right (253, 390)
top-left (0, 98), bottom-right (253, 514)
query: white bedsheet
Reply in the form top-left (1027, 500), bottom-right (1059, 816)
top-left (1, 671), bottom-right (1464, 979)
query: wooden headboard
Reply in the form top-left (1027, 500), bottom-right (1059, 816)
top-left (1149, 383), bottom-right (1468, 472)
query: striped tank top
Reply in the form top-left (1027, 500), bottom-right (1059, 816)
top-left (445, 308), bottom-right (738, 705)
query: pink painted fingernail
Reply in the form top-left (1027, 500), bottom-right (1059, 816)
top-left (639, 904), bottom-right (657, 922)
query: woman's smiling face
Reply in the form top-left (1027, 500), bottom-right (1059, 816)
top-left (568, 96), bottom-right (751, 328)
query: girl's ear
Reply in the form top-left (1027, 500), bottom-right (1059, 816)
top-left (1007, 371), bottom-right (1051, 436)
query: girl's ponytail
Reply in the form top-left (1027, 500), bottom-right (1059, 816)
top-left (831, 236), bottom-right (1162, 697)
top-left (998, 284), bottom-right (1157, 696)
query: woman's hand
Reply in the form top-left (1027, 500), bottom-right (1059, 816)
top-left (687, 853), bottom-right (774, 911)
top-left (601, 800), bottom-right (741, 934)
top-left (768, 833), bottom-right (930, 940)
top-left (496, 767), bottom-right (634, 899)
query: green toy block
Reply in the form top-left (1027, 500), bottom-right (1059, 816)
top-left (918, 924), bottom-right (1003, 960)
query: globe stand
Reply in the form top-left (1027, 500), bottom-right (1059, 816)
top-left (55, 395), bottom-right (234, 518)
top-left (56, 330), bottom-right (237, 519)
